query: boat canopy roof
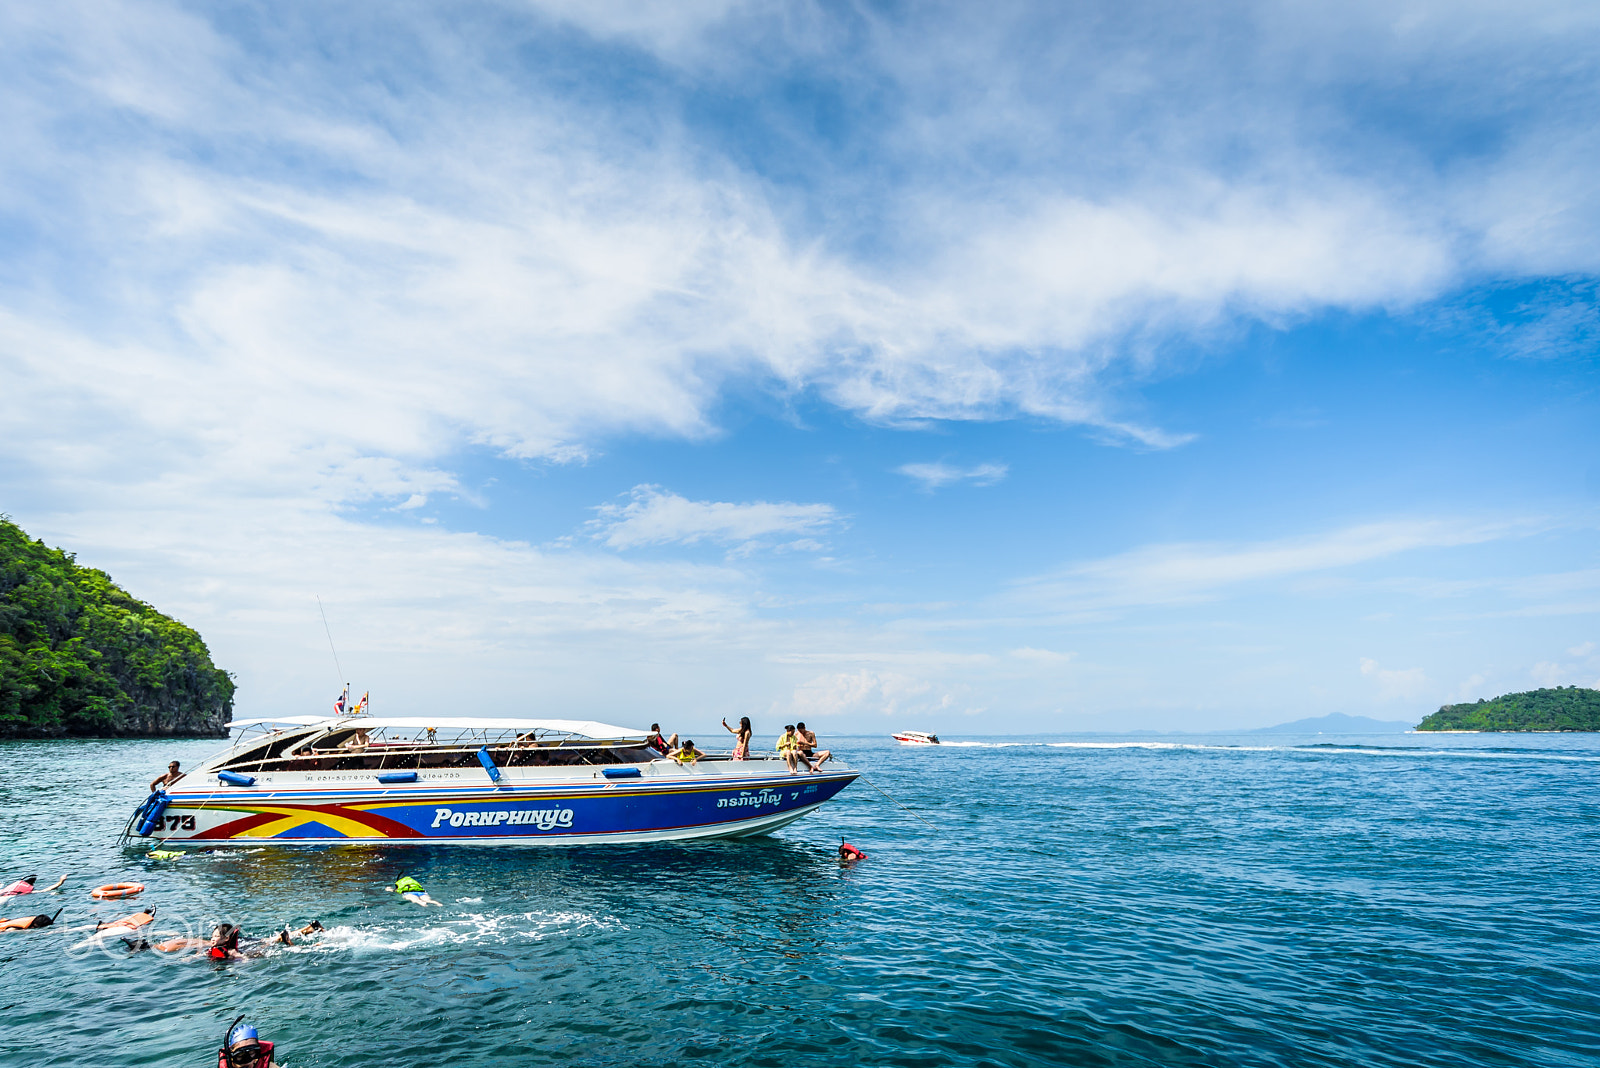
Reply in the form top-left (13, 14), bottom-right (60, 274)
top-left (227, 715), bottom-right (650, 741)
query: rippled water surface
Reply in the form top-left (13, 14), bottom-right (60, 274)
top-left (3, 733), bottom-right (1599, 1067)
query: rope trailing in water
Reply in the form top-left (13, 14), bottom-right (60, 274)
top-left (859, 774), bottom-right (938, 831)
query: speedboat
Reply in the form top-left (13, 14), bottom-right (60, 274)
top-left (891, 730), bottom-right (939, 745)
top-left (121, 715), bottom-right (857, 847)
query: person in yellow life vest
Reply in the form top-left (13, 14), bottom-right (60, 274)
top-left (388, 875), bottom-right (442, 907)
top-left (776, 725), bottom-right (801, 774)
top-left (670, 740), bottom-right (703, 766)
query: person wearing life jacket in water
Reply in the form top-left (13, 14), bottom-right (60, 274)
top-left (96, 906), bottom-right (156, 933)
top-left (1, 873), bottom-right (68, 896)
top-left (388, 875), bottom-right (442, 907)
top-left (208, 923), bottom-right (250, 960)
top-left (838, 841), bottom-right (867, 863)
top-left (0, 908), bottom-right (62, 932)
top-left (219, 1020), bottom-right (276, 1068)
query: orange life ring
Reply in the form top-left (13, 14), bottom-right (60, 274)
top-left (90, 882), bottom-right (145, 899)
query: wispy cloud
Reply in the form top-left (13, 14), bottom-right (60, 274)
top-left (589, 485), bottom-right (838, 551)
top-left (1012, 518), bottom-right (1542, 613)
top-left (1360, 658), bottom-right (1430, 702)
top-left (896, 461), bottom-right (1009, 490)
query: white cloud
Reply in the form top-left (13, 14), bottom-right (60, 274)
top-left (1452, 673), bottom-right (1488, 702)
top-left (1010, 647), bottom-right (1074, 663)
top-left (787, 670), bottom-right (936, 718)
top-left (1360, 658), bottom-right (1431, 701)
top-left (589, 485), bottom-right (838, 550)
top-left (1012, 518), bottom-right (1536, 613)
top-left (1530, 661), bottom-right (1566, 687)
top-left (896, 462), bottom-right (1009, 490)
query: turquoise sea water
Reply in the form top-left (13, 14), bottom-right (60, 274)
top-left (2, 732), bottom-right (1598, 1067)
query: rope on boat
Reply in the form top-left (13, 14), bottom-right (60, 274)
top-left (859, 774), bottom-right (937, 831)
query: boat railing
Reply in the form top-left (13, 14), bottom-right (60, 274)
top-left (216, 741), bottom-right (771, 775)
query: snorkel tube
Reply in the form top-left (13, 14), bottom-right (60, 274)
top-left (220, 1013), bottom-right (246, 1068)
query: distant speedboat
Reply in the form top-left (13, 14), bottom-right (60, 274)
top-left (120, 715), bottom-right (857, 847)
top-left (892, 730), bottom-right (939, 745)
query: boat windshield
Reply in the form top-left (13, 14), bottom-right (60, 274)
top-left (214, 719), bottom-right (665, 774)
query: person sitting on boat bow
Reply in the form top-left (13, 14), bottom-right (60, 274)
top-left (794, 723), bottom-right (832, 773)
top-left (670, 740), bottom-right (704, 766)
top-left (776, 726), bottom-right (802, 773)
top-left (150, 760), bottom-right (185, 790)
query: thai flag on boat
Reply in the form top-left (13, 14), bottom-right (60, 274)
top-left (334, 687), bottom-right (347, 714)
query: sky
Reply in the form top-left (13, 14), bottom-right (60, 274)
top-left (2, 0), bottom-right (1598, 734)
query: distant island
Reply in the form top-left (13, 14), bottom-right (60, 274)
top-left (1416, 687), bottom-right (1600, 732)
top-left (1252, 712), bottom-right (1414, 734)
top-left (0, 516), bottom-right (233, 738)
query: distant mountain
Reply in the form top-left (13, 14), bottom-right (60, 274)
top-left (1416, 687), bottom-right (1600, 731)
top-left (1252, 712), bottom-right (1414, 734)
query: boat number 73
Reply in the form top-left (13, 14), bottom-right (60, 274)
top-left (162, 814), bottom-right (196, 831)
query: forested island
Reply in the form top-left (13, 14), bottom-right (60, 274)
top-left (1416, 687), bottom-right (1600, 732)
top-left (0, 516), bottom-right (233, 738)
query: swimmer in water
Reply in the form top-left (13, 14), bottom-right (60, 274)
top-left (388, 875), bottom-right (442, 907)
top-left (219, 1020), bottom-right (278, 1068)
top-left (0, 908), bottom-right (62, 932)
top-left (96, 907), bottom-right (156, 933)
top-left (838, 841), bottom-right (867, 863)
top-left (1, 874), bottom-right (68, 896)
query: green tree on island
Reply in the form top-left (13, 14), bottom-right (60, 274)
top-left (0, 516), bottom-right (233, 737)
top-left (1416, 687), bottom-right (1600, 732)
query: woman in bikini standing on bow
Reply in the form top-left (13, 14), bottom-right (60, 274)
top-left (721, 716), bottom-right (753, 760)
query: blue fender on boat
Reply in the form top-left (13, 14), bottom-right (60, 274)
top-left (476, 746), bottom-right (502, 782)
top-left (378, 771), bottom-right (419, 783)
top-left (602, 766), bottom-right (642, 779)
top-left (135, 791), bottom-right (170, 837)
top-left (217, 770), bottom-right (256, 787)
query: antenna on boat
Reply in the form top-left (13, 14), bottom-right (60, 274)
top-left (315, 596), bottom-right (346, 689)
